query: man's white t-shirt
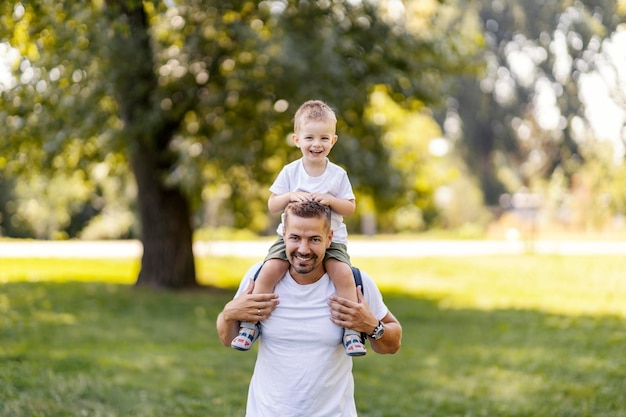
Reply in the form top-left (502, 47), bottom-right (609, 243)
top-left (269, 158), bottom-right (355, 245)
top-left (234, 263), bottom-right (389, 417)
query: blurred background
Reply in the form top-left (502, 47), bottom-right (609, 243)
top-left (3, 5), bottom-right (625, 415)
top-left (1, 0), bottom-right (625, 285)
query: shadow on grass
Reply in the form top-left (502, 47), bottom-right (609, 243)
top-left (356, 291), bottom-right (626, 417)
top-left (1, 282), bottom-right (625, 417)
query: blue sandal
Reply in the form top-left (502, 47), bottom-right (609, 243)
top-left (231, 321), bottom-right (260, 351)
top-left (343, 329), bottom-right (367, 356)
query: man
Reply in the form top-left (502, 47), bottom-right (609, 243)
top-left (216, 201), bottom-right (402, 416)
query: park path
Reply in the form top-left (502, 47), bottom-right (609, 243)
top-left (2, 239), bottom-right (626, 258)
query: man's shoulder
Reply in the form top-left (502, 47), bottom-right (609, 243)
top-left (353, 267), bottom-right (374, 285)
top-left (248, 262), bottom-right (264, 279)
top-left (352, 268), bottom-right (381, 295)
top-left (235, 262), bottom-right (264, 296)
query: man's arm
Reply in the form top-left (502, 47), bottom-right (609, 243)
top-left (328, 288), bottom-right (402, 354)
top-left (216, 279), bottom-right (280, 347)
top-left (368, 311), bottom-right (402, 354)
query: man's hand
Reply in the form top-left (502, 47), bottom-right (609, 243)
top-left (217, 279), bottom-right (279, 347)
top-left (328, 286), bottom-right (378, 335)
top-left (222, 279), bottom-right (280, 322)
top-left (328, 286), bottom-right (403, 355)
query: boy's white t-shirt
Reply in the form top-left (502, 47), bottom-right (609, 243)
top-left (235, 263), bottom-right (389, 417)
top-left (269, 158), bottom-right (355, 245)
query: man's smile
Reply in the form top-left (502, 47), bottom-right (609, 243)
top-left (294, 253), bottom-right (314, 262)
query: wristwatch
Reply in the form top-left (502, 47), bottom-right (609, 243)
top-left (369, 320), bottom-right (385, 340)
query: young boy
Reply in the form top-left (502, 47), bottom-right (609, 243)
top-left (231, 100), bottom-right (366, 356)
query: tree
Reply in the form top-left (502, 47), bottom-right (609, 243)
top-left (443, 0), bottom-right (625, 206)
top-left (1, 1), bottom-right (479, 288)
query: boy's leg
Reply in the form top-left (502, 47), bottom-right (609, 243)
top-left (251, 258), bottom-right (290, 294)
top-left (232, 240), bottom-right (289, 351)
top-left (325, 258), bottom-right (367, 357)
top-left (325, 258), bottom-right (358, 302)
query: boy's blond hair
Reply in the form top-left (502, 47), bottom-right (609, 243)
top-left (293, 100), bottom-right (337, 133)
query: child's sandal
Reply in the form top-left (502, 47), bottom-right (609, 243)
top-left (231, 321), bottom-right (259, 351)
top-left (343, 329), bottom-right (367, 357)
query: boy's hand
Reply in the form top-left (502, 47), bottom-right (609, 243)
top-left (310, 192), bottom-right (334, 206)
top-left (310, 193), bottom-right (356, 216)
top-left (290, 191), bottom-right (314, 202)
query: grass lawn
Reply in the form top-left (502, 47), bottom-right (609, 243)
top-left (1, 254), bottom-right (625, 416)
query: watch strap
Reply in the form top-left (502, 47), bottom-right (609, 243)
top-left (369, 320), bottom-right (385, 339)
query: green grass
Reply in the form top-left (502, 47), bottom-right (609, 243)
top-left (1, 255), bottom-right (626, 416)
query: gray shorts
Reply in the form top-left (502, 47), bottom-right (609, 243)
top-left (264, 237), bottom-right (351, 266)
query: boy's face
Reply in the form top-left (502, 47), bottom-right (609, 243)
top-left (292, 120), bottom-right (338, 163)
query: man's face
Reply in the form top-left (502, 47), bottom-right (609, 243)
top-left (283, 214), bottom-right (333, 275)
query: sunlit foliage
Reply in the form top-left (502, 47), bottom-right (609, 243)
top-left (0, 0), bottom-right (481, 242)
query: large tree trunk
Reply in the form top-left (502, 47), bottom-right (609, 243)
top-left (106, 0), bottom-right (198, 288)
top-left (131, 142), bottom-right (197, 289)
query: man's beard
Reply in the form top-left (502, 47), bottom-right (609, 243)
top-left (289, 252), bottom-right (317, 274)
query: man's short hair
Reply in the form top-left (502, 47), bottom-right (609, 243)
top-left (284, 201), bottom-right (332, 231)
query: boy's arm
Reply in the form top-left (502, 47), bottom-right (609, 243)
top-left (268, 193), bottom-right (292, 214)
top-left (268, 192), bottom-right (314, 214)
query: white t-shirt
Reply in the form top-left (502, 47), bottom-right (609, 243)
top-left (234, 262), bottom-right (389, 417)
top-left (269, 158), bottom-right (355, 244)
